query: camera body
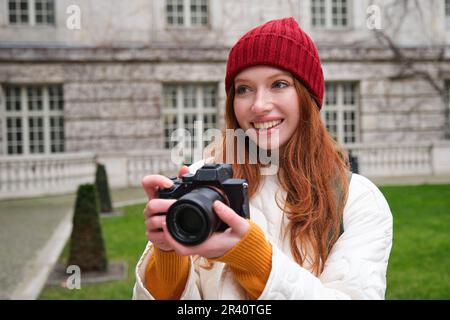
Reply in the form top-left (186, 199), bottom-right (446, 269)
top-left (158, 163), bottom-right (250, 246)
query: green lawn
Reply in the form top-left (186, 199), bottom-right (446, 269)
top-left (38, 184), bottom-right (450, 300)
top-left (381, 184), bottom-right (450, 299)
top-left (38, 203), bottom-right (148, 300)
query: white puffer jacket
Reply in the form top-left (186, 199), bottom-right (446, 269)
top-left (133, 158), bottom-right (393, 300)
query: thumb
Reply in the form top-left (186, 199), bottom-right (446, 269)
top-left (213, 200), bottom-right (249, 236)
top-left (178, 165), bottom-right (190, 177)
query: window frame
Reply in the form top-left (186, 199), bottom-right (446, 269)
top-left (321, 82), bottom-right (360, 145)
top-left (162, 83), bottom-right (219, 163)
top-left (6, 0), bottom-right (56, 26)
top-left (310, 0), bottom-right (351, 29)
top-left (165, 0), bottom-right (210, 28)
top-left (1, 84), bottom-right (65, 156)
top-left (445, 0), bottom-right (450, 28)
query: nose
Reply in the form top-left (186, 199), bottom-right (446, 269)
top-left (251, 88), bottom-right (273, 114)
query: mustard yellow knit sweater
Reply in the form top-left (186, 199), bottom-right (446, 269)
top-left (145, 220), bottom-right (272, 300)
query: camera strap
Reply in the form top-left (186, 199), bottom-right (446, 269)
top-left (338, 171), bottom-right (353, 237)
top-left (328, 170), bottom-right (352, 245)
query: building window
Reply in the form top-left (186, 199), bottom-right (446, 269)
top-left (311, 0), bottom-right (325, 27)
top-left (35, 0), bottom-right (55, 25)
top-left (322, 82), bottom-right (359, 144)
top-left (166, 0), bottom-right (209, 27)
top-left (311, 0), bottom-right (349, 28)
top-left (162, 83), bottom-right (218, 163)
top-left (446, 0), bottom-right (450, 28)
top-left (2, 84), bottom-right (64, 155)
top-left (8, 0), bottom-right (55, 26)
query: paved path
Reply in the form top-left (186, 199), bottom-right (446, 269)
top-left (0, 187), bottom-right (146, 300)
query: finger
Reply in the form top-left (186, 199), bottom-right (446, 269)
top-left (178, 165), bottom-right (190, 177)
top-left (146, 231), bottom-right (172, 252)
top-left (147, 231), bottom-right (167, 244)
top-left (141, 175), bottom-right (174, 200)
top-left (213, 201), bottom-right (249, 236)
top-left (144, 199), bottom-right (177, 218)
top-left (161, 221), bottom-right (192, 256)
top-left (146, 215), bottom-right (167, 231)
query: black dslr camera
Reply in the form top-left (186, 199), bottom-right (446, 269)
top-left (158, 163), bottom-right (250, 246)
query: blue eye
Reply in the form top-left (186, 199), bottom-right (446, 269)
top-left (236, 86), bottom-right (250, 95)
top-left (273, 81), bottom-right (289, 89)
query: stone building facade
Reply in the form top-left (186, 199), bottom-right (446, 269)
top-left (1, 0), bottom-right (450, 197)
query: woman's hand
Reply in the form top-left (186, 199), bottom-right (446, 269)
top-left (161, 200), bottom-right (250, 259)
top-left (142, 166), bottom-right (190, 252)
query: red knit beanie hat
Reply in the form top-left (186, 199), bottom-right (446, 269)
top-left (225, 17), bottom-right (324, 108)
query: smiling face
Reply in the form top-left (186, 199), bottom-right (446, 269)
top-left (233, 66), bottom-right (300, 150)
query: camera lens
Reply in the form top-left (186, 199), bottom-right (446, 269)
top-left (177, 207), bottom-right (203, 234)
top-left (166, 187), bottom-right (227, 246)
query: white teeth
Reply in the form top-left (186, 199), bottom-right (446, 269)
top-left (253, 120), bottom-right (282, 130)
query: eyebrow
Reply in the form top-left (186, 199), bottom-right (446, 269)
top-left (234, 72), bottom-right (292, 84)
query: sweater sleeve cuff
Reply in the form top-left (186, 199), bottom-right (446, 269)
top-left (150, 247), bottom-right (190, 282)
top-left (211, 220), bottom-right (272, 277)
top-left (144, 246), bottom-right (190, 299)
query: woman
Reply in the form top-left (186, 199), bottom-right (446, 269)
top-left (133, 17), bottom-right (393, 300)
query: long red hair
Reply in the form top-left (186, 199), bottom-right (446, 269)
top-left (210, 78), bottom-right (350, 275)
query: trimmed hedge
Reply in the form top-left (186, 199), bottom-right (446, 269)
top-left (67, 184), bottom-right (108, 272)
top-left (95, 163), bottom-right (113, 213)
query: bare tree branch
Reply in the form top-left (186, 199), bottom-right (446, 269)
top-left (367, 0), bottom-right (449, 138)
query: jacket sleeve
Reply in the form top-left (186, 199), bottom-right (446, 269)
top-left (132, 242), bottom-right (202, 300)
top-left (258, 174), bottom-right (393, 300)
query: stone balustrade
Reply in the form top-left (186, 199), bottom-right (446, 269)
top-left (0, 152), bottom-right (96, 199)
top-left (345, 141), bottom-right (434, 177)
top-left (1, 141), bottom-right (450, 199)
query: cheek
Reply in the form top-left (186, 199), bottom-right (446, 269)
top-left (280, 98), bottom-right (300, 136)
top-left (288, 109), bottom-right (300, 129)
top-left (284, 118), bottom-right (299, 141)
top-left (233, 103), bottom-right (248, 128)
top-left (283, 95), bottom-right (300, 123)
